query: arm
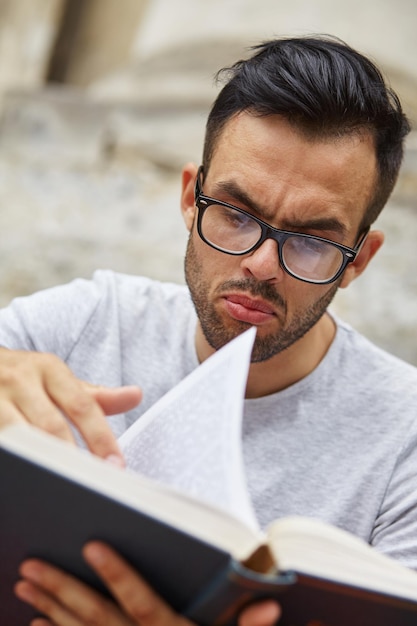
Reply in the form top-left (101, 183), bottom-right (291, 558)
top-left (371, 423), bottom-right (417, 570)
top-left (15, 543), bottom-right (282, 626)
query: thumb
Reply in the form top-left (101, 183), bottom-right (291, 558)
top-left (239, 601), bottom-right (282, 626)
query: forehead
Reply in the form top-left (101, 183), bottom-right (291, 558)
top-left (206, 113), bottom-right (377, 235)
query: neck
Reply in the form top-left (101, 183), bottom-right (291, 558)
top-left (195, 312), bottom-right (336, 398)
top-left (246, 312), bottom-right (336, 397)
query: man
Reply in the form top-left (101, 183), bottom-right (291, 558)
top-left (2, 35), bottom-right (415, 625)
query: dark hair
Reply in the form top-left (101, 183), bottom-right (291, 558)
top-left (203, 36), bottom-right (411, 229)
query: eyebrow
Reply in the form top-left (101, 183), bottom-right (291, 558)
top-left (210, 179), bottom-right (349, 239)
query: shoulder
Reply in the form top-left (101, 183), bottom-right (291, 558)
top-left (93, 270), bottom-right (190, 300)
top-left (7, 270), bottom-right (191, 314)
top-left (0, 270), bottom-right (194, 353)
top-left (55, 270), bottom-right (195, 339)
top-left (87, 271), bottom-right (197, 366)
top-left (88, 270), bottom-right (193, 322)
top-left (332, 314), bottom-right (417, 396)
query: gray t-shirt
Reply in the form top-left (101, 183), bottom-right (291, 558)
top-left (1, 270), bottom-right (417, 568)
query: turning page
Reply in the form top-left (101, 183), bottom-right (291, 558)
top-left (119, 328), bottom-right (258, 531)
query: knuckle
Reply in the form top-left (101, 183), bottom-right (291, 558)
top-left (39, 417), bottom-right (70, 438)
top-left (0, 350), bottom-right (60, 386)
top-left (129, 600), bottom-right (160, 624)
top-left (0, 366), bottom-right (21, 387)
top-left (38, 351), bottom-right (62, 368)
top-left (32, 351), bottom-right (64, 375)
top-left (40, 352), bottom-right (76, 381)
top-left (83, 604), bottom-right (109, 626)
top-left (66, 394), bottom-right (95, 420)
top-left (32, 592), bottom-right (55, 616)
top-left (87, 430), bottom-right (114, 451)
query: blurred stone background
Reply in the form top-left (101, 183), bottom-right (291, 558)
top-left (0, 0), bottom-right (416, 362)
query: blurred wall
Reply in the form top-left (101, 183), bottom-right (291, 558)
top-left (0, 0), bottom-right (62, 95)
top-left (49, 0), bottom-right (150, 86)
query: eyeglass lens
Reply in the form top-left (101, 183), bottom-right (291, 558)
top-left (200, 203), bottom-right (345, 282)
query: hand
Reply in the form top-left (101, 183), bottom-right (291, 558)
top-left (0, 348), bottom-right (142, 461)
top-left (15, 542), bottom-right (282, 626)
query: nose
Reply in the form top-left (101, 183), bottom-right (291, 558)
top-left (240, 238), bottom-right (285, 283)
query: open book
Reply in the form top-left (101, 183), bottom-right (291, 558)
top-left (2, 328), bottom-right (417, 626)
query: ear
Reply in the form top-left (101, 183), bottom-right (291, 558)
top-left (339, 230), bottom-right (384, 289)
top-left (180, 162), bottom-right (199, 231)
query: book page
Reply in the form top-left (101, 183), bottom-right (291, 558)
top-left (268, 516), bottom-right (417, 600)
top-left (119, 327), bottom-right (259, 532)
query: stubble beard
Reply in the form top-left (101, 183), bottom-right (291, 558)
top-left (184, 235), bottom-right (339, 363)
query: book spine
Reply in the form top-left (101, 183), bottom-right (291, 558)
top-left (185, 560), bottom-right (295, 626)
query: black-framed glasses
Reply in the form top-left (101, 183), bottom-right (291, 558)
top-left (194, 166), bottom-right (369, 285)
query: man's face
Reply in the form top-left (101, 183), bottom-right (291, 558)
top-left (182, 113), bottom-right (378, 362)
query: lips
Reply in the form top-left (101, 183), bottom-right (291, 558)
top-left (223, 293), bottom-right (276, 325)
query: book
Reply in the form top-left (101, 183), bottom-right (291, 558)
top-left (2, 328), bottom-right (417, 626)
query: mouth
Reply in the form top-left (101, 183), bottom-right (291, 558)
top-left (222, 293), bottom-right (277, 325)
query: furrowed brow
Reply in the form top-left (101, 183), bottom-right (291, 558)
top-left (211, 180), bottom-right (348, 239)
top-left (279, 216), bottom-right (348, 239)
top-left (211, 180), bottom-right (271, 218)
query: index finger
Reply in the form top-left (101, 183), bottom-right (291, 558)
top-left (44, 366), bottom-right (123, 462)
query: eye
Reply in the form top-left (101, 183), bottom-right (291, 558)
top-left (289, 235), bottom-right (325, 255)
top-left (218, 206), bottom-right (255, 229)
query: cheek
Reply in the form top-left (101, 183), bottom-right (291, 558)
top-left (188, 230), bottom-right (232, 276)
top-left (280, 281), bottom-right (332, 316)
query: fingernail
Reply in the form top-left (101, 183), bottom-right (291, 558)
top-left (261, 601), bottom-right (281, 623)
top-left (105, 454), bottom-right (125, 468)
top-left (14, 581), bottom-right (34, 603)
top-left (84, 543), bottom-right (106, 566)
top-left (19, 561), bottom-right (42, 583)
